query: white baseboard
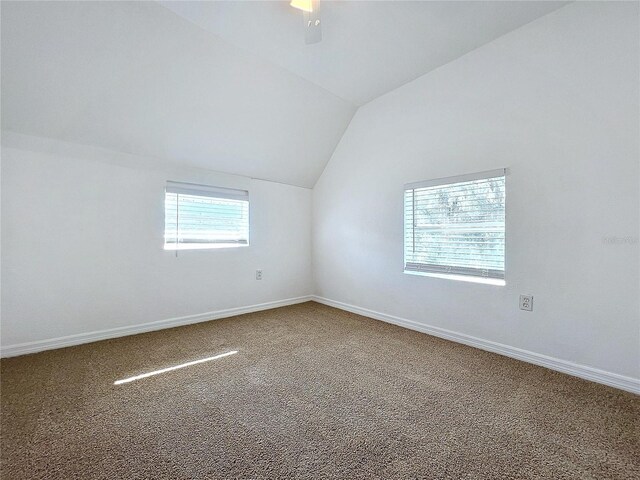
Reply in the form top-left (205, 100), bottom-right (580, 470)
top-left (4, 295), bottom-right (638, 395)
top-left (0, 296), bottom-right (314, 358)
top-left (312, 296), bottom-right (640, 395)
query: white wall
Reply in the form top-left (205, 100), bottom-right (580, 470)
top-left (313, 2), bottom-right (640, 379)
top-left (1, 133), bottom-right (313, 349)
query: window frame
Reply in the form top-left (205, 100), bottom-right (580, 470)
top-left (163, 181), bottom-right (250, 251)
top-left (403, 169), bottom-right (506, 286)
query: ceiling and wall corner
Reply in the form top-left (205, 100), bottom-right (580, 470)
top-left (1, 1), bottom-right (569, 188)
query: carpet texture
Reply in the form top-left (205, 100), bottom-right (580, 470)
top-left (1, 302), bottom-right (638, 479)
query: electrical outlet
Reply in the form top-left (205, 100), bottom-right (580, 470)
top-left (255, 270), bottom-right (263, 280)
top-left (519, 295), bottom-right (533, 311)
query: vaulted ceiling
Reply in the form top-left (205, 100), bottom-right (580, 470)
top-left (1, 1), bottom-right (568, 187)
top-left (162, 1), bottom-right (569, 106)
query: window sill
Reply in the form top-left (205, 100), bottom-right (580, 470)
top-left (164, 244), bottom-right (249, 251)
top-left (404, 270), bottom-right (505, 286)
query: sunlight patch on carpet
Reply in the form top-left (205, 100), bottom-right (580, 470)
top-left (114, 351), bottom-right (238, 385)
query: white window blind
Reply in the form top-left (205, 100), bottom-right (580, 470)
top-left (164, 181), bottom-right (249, 250)
top-left (404, 169), bottom-right (505, 280)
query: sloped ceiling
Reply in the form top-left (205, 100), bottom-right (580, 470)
top-left (162, 1), bottom-right (569, 106)
top-left (1, 1), bottom-right (355, 187)
top-left (1, 1), bottom-right (568, 187)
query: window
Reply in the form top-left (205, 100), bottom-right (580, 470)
top-left (164, 181), bottom-right (249, 250)
top-left (404, 169), bottom-right (505, 283)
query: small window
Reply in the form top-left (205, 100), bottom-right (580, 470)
top-left (404, 169), bottom-right (505, 283)
top-left (164, 181), bottom-right (249, 250)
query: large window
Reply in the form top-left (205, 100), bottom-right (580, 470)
top-left (164, 181), bottom-right (249, 250)
top-left (404, 169), bottom-right (505, 283)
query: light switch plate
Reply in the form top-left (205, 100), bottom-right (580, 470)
top-left (256, 270), bottom-right (263, 280)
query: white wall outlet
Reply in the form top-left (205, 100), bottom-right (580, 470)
top-left (519, 295), bottom-right (533, 311)
top-left (255, 269), bottom-right (263, 280)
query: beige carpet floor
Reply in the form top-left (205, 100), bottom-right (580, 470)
top-left (1, 302), bottom-right (638, 479)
